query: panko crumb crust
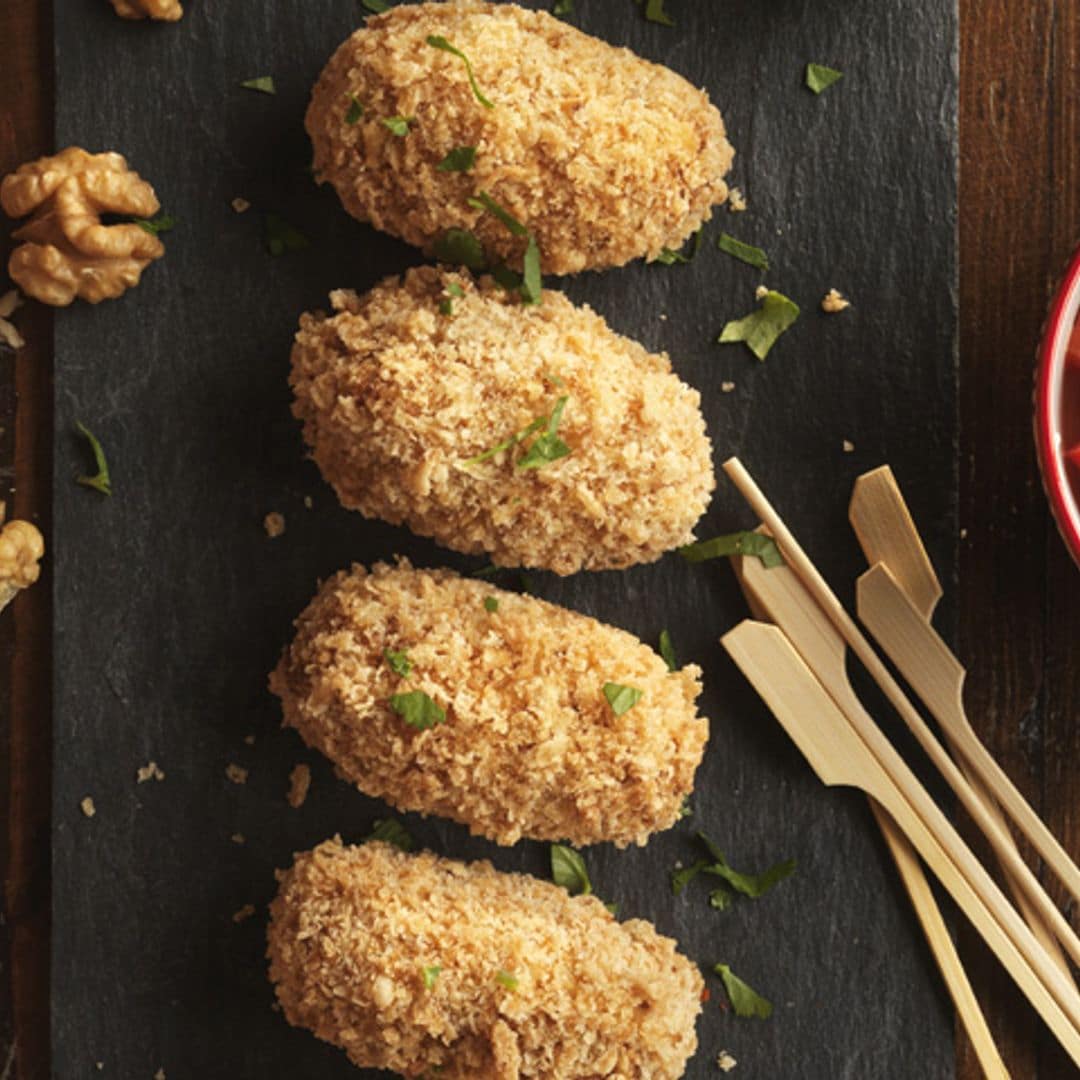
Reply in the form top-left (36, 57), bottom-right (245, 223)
top-left (270, 561), bottom-right (709, 847)
top-left (306, 0), bottom-right (733, 274)
top-left (290, 267), bottom-right (715, 575)
top-left (267, 839), bottom-right (704, 1079)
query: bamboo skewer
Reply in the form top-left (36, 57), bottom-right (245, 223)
top-left (850, 466), bottom-right (1075, 984)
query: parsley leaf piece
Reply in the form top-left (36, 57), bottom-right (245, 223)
top-left (437, 146), bottom-right (477, 172)
top-left (517, 395), bottom-right (570, 470)
top-left (495, 970), bottom-right (519, 991)
top-left (490, 263), bottom-right (523, 293)
top-left (679, 796), bottom-right (693, 819)
top-left (553, 0), bottom-right (574, 14)
top-left (240, 76), bottom-right (276, 95)
top-left (658, 629), bottom-right (677, 672)
top-left (718, 289), bottom-right (800, 360)
top-left (483, 596), bottom-right (499, 613)
top-left (714, 964), bottom-right (773, 1019)
top-left (389, 690), bottom-right (446, 731)
top-left (641, 0), bottom-right (675, 26)
top-left (384, 648), bottom-right (412, 678)
top-left (361, 0), bottom-right (391, 11)
top-left (463, 416), bottom-right (545, 467)
top-left (134, 214), bottom-right (176, 236)
top-left (679, 531), bottom-right (784, 569)
top-left (434, 227), bottom-right (486, 270)
top-left (655, 228), bottom-right (702, 265)
top-left (75, 421), bottom-right (112, 496)
top-left (381, 115), bottom-right (415, 136)
top-left (345, 95), bottom-right (364, 124)
top-left (427, 36), bottom-right (495, 109)
top-left (439, 280), bottom-right (466, 316)
top-left (367, 817), bottom-right (414, 851)
top-left (717, 233), bottom-right (769, 271)
top-left (671, 858), bottom-right (709, 896)
top-left (468, 191), bottom-right (528, 236)
top-left (709, 887), bottom-right (735, 912)
top-left (697, 833), bottom-right (796, 898)
top-left (551, 844), bottom-right (593, 895)
top-left (806, 63), bottom-right (843, 95)
top-left (422, 965), bottom-right (441, 989)
top-left (264, 213), bottom-right (310, 257)
top-left (603, 681), bottom-right (643, 716)
top-left (520, 234), bottom-right (542, 305)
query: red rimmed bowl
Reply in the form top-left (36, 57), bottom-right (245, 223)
top-left (1036, 243), bottom-right (1080, 568)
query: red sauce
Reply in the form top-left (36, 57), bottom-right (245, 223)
top-left (1066, 321), bottom-right (1080, 484)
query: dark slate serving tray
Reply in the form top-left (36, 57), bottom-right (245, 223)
top-left (50, 0), bottom-right (958, 1076)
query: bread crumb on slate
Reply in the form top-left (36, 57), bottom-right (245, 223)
top-left (244, 734), bottom-right (256, 746)
top-left (717, 1050), bottom-right (738, 1072)
top-left (263, 512), bottom-right (286, 539)
top-left (226, 764), bottom-right (248, 785)
top-left (303, 495), bottom-right (313, 510)
top-left (232, 904), bottom-right (256, 924)
top-left (843, 440), bottom-right (855, 453)
top-left (287, 763), bottom-right (311, 808)
top-left (231, 833), bottom-right (246, 845)
top-left (231, 196), bottom-right (251, 213)
top-left (755, 285), bottom-right (768, 300)
top-left (821, 288), bottom-right (850, 313)
top-left (0, 290), bottom-right (25, 351)
top-left (80, 796), bottom-right (96, 818)
top-left (136, 761), bottom-right (165, 783)
top-left (95, 1063), bottom-right (103, 1071)
top-left (721, 381), bottom-right (736, 393)
top-left (960, 527), bottom-right (969, 540)
top-left (153, 1069), bottom-right (165, 1080)
top-left (728, 187), bottom-right (747, 212)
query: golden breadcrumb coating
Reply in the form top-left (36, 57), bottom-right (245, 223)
top-left (0, 518), bottom-right (44, 614)
top-left (268, 839), bottom-right (704, 1079)
top-left (290, 267), bottom-right (715, 575)
top-left (270, 561), bottom-right (708, 847)
top-left (306, 1), bottom-right (733, 274)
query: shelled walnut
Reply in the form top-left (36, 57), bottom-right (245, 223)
top-left (110, 0), bottom-right (183, 21)
top-left (0, 508), bottom-right (44, 615)
top-left (1, 147), bottom-right (165, 307)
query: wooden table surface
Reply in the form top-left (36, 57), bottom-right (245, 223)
top-left (2, 2), bottom-right (1078, 1077)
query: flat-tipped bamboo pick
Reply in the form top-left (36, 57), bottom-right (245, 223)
top-left (722, 620), bottom-right (1080, 1066)
top-left (721, 457), bottom-right (1080, 1011)
top-left (733, 559), bottom-right (1008, 1079)
top-left (850, 466), bottom-right (1075, 983)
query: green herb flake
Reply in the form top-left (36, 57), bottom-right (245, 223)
top-left (679, 796), bottom-right (692, 819)
top-left (713, 964), bottom-right (773, 1019)
top-left (516, 395), bottom-right (569, 470)
top-left (671, 859), bottom-right (709, 896)
top-left (718, 289), bottom-right (800, 360)
top-left (422, 965), bottom-right (442, 989)
top-left (709, 887), bottom-right (735, 912)
top-left (264, 213), bottom-right (310, 257)
top-left (434, 227), bottom-right (486, 270)
top-left (806, 63), bottom-right (843, 95)
top-left (658, 629), bottom-right (677, 671)
top-left (381, 115), bottom-right (416, 136)
top-left (75, 421), bottom-right (112, 496)
top-left (345, 95), bottom-right (364, 124)
top-left (439, 280), bottom-right (466, 316)
top-left (495, 970), bottom-right (519, 991)
top-left (520, 234), bottom-right (542, 305)
top-left (437, 146), bottom-right (477, 172)
top-left (384, 648), bottom-right (412, 678)
top-left (367, 817), bottom-right (414, 851)
top-left (655, 228), bottom-right (702, 265)
top-left (717, 233), bottom-right (769, 271)
top-left (551, 844), bottom-right (592, 896)
top-left (679, 531), bottom-right (784, 569)
top-left (240, 76), bottom-right (276, 95)
top-left (389, 690), bottom-right (446, 731)
top-left (361, 0), bottom-right (391, 11)
top-left (463, 416), bottom-right (545, 467)
top-left (698, 834), bottom-right (796, 899)
top-left (483, 596), bottom-right (499, 613)
top-left (134, 214), bottom-right (177, 236)
top-left (468, 191), bottom-right (527, 236)
top-left (640, 0), bottom-right (675, 26)
top-left (603, 682), bottom-right (643, 716)
top-left (427, 35), bottom-right (495, 109)
top-left (553, 0), bottom-right (573, 14)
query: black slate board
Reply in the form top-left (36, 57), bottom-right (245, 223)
top-left (50, 1), bottom-right (958, 1076)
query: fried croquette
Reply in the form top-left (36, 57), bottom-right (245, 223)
top-left (306, 1), bottom-right (734, 274)
top-left (290, 267), bottom-right (715, 575)
top-left (269, 560), bottom-right (709, 848)
top-left (267, 838), bottom-right (704, 1079)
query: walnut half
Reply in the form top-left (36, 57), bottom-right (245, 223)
top-left (0, 514), bottom-right (45, 614)
top-left (110, 0), bottom-right (183, 21)
top-left (1, 147), bottom-right (165, 307)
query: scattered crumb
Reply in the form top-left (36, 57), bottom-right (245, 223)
top-left (154, 1070), bottom-right (165, 1080)
top-left (754, 285), bottom-right (768, 300)
top-left (303, 495), bottom-right (313, 510)
top-left (659, 313), bottom-right (668, 321)
top-left (960, 527), bottom-right (968, 540)
top-left (263, 511), bottom-right (286, 539)
top-left (95, 1063), bottom-right (103, 1071)
top-left (136, 761), bottom-right (165, 783)
top-left (232, 904), bottom-right (256, 924)
top-left (287, 763), bottom-right (312, 809)
top-left (80, 796), bottom-right (96, 818)
top-left (0, 290), bottom-right (25, 351)
top-left (231, 197), bottom-right (251, 214)
top-left (225, 764), bottom-right (248, 785)
top-left (243, 734), bottom-right (256, 746)
top-left (721, 381), bottom-right (736, 393)
top-left (231, 833), bottom-right (246, 845)
top-left (728, 187), bottom-right (747, 212)
top-left (821, 288), bottom-right (851, 313)
top-left (717, 1050), bottom-right (738, 1072)
top-left (843, 440), bottom-right (855, 453)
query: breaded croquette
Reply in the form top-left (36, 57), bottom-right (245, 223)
top-left (306, 1), bottom-right (734, 274)
top-left (267, 839), bottom-right (704, 1079)
top-left (269, 561), bottom-right (709, 847)
top-left (290, 267), bottom-right (715, 575)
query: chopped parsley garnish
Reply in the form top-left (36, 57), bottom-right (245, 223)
top-left (551, 844), bottom-right (593, 895)
top-left (553, 0), bottom-right (574, 14)
top-left (345, 95), bottom-right (364, 124)
top-left (438, 146), bottom-right (477, 172)
top-left (717, 233), bottom-right (769, 271)
top-left (679, 796), bottom-right (692, 819)
top-left (520, 235), bottom-right (542, 305)
top-left (240, 76), bottom-right (276, 95)
top-left (516, 395), bottom-right (569, 468)
top-left (655, 228), bottom-right (702, 265)
top-left (658, 629), bottom-right (677, 671)
top-left (264, 213), bottom-right (310, 256)
top-left (389, 690), bottom-right (446, 731)
top-left (468, 191), bottom-right (527, 236)
top-left (134, 214), bottom-right (176, 236)
top-left (603, 682), bottom-right (643, 716)
top-left (679, 531), bottom-right (783, 569)
top-left (366, 817), bottom-right (414, 851)
top-left (468, 192), bottom-right (543, 304)
top-left (718, 289), bottom-right (800, 360)
top-left (75, 422), bottom-right (112, 496)
top-left (384, 648), bottom-right (412, 677)
top-left (381, 115), bottom-right (416, 136)
top-left (422, 965), bottom-right (442, 989)
top-left (697, 832), bottom-right (796, 899)
top-left (440, 281), bottom-right (466, 316)
top-left (495, 970), bottom-right (519, 990)
top-left (671, 859), bottom-right (709, 896)
top-left (483, 596), bottom-right (499, 613)
top-left (434, 227), bottom-right (486, 270)
top-left (713, 964), bottom-right (773, 1019)
top-left (427, 36), bottom-right (495, 109)
top-left (641, 0), bottom-right (675, 26)
top-left (806, 63), bottom-right (843, 94)
top-left (709, 888), bottom-right (735, 912)
top-left (361, 0), bottom-right (391, 11)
